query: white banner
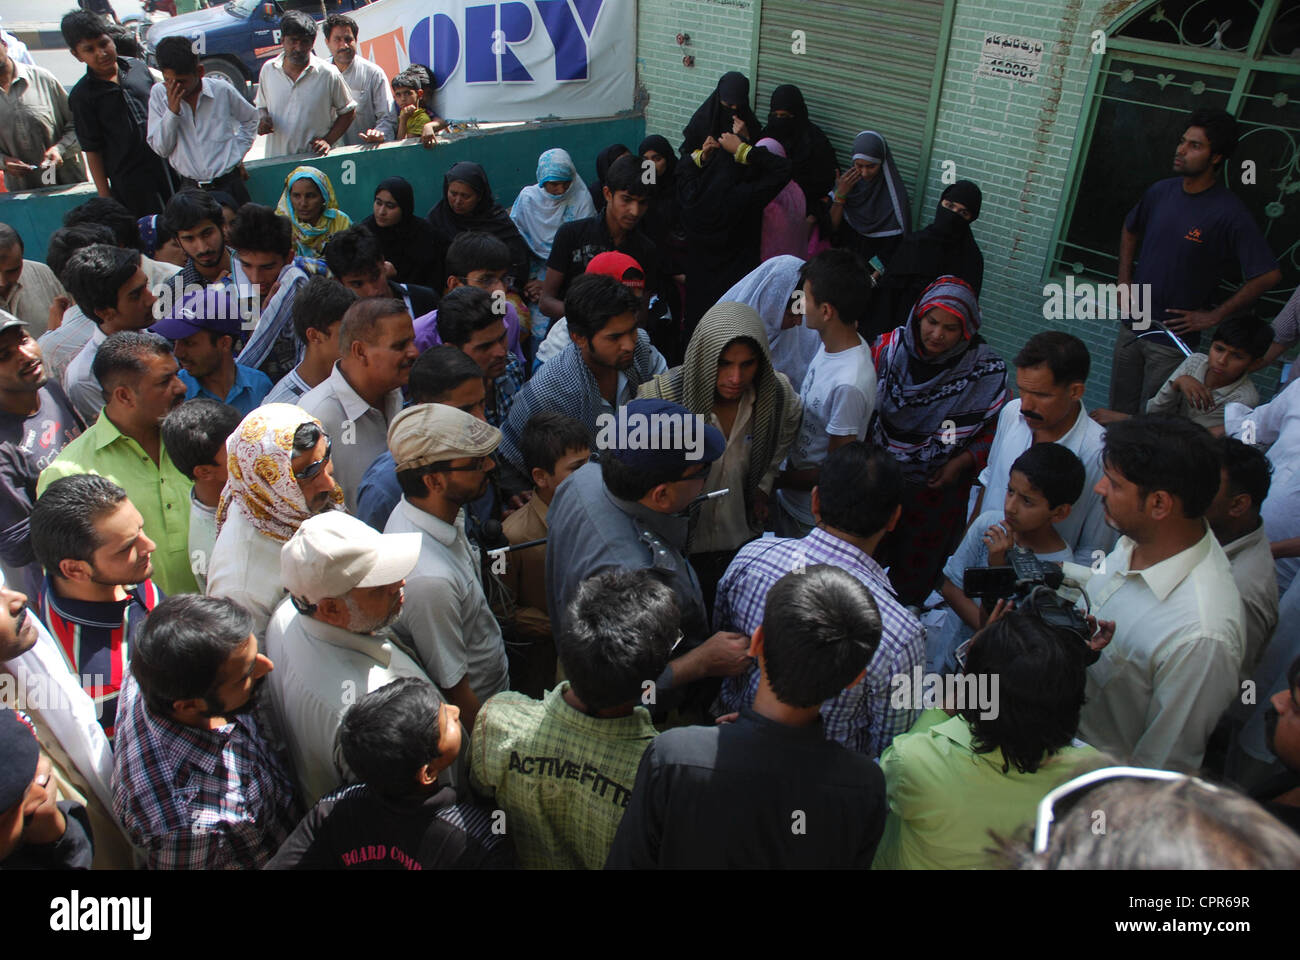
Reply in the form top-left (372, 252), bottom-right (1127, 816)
top-left (326, 0), bottom-right (636, 122)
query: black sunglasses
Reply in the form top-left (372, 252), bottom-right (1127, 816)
top-left (294, 436), bottom-right (332, 481)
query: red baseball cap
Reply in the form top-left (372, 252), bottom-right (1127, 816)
top-left (585, 251), bottom-right (645, 290)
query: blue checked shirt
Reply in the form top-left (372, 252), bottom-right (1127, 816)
top-left (715, 527), bottom-right (925, 757)
top-left (489, 354), bottom-right (526, 429)
top-left (111, 671), bottom-right (300, 870)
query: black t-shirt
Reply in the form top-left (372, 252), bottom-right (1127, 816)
top-left (1125, 177), bottom-right (1277, 349)
top-left (264, 784), bottom-right (514, 870)
top-left (546, 214), bottom-right (659, 299)
top-left (605, 709), bottom-right (887, 868)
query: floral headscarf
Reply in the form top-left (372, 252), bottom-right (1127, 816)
top-left (275, 166), bottom-right (352, 258)
top-left (216, 403), bottom-right (344, 543)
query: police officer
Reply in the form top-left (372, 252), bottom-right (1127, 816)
top-left (545, 399), bottom-right (750, 716)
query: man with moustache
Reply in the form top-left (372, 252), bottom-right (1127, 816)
top-left (386, 405), bottom-right (510, 734)
top-left (0, 313), bottom-right (84, 599)
top-left (254, 11), bottom-right (356, 159)
top-left (37, 331), bottom-right (196, 594)
top-left (973, 331), bottom-right (1114, 562)
top-left (266, 512), bottom-right (435, 805)
top-left (112, 594), bottom-right (298, 869)
top-left (162, 190), bottom-right (235, 288)
top-left (1068, 415), bottom-right (1246, 771)
top-left (1112, 108), bottom-right (1280, 413)
top-left (323, 14), bottom-right (395, 146)
top-left (299, 297), bottom-right (418, 511)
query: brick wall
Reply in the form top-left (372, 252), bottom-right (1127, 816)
top-left (636, 0), bottom-right (759, 148)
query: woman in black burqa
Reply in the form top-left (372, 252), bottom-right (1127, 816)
top-left (764, 84), bottom-right (837, 238)
top-left (425, 161), bottom-right (531, 291)
top-left (679, 71), bottom-right (763, 157)
top-left (361, 176), bottom-right (441, 288)
top-left (864, 180), bottom-right (984, 338)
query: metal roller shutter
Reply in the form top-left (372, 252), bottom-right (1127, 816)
top-left (754, 0), bottom-right (952, 215)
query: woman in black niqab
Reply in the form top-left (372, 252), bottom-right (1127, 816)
top-left (679, 71), bottom-right (763, 157)
top-left (588, 143), bottom-right (630, 212)
top-left (361, 176), bottom-right (441, 288)
top-left (764, 84), bottom-right (837, 226)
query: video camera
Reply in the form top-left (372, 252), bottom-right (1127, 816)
top-left (964, 546), bottom-right (1097, 662)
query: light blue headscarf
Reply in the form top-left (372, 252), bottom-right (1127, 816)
top-left (510, 148), bottom-right (596, 260)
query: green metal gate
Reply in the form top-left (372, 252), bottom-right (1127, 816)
top-left (753, 0), bottom-right (954, 221)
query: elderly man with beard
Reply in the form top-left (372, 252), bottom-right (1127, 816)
top-left (206, 404), bottom-right (344, 640)
top-left (0, 313), bottom-right (84, 599)
top-left (112, 594), bottom-right (298, 869)
top-left (37, 331), bottom-right (195, 594)
top-left (265, 511), bottom-right (436, 806)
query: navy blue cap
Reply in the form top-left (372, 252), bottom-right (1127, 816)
top-left (151, 286), bottom-right (244, 341)
top-left (601, 398), bottom-right (726, 474)
top-left (0, 710), bottom-right (39, 812)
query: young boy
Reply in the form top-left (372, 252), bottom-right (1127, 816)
top-left (62, 11), bottom-right (173, 216)
top-left (266, 678), bottom-right (512, 870)
top-left (1145, 315), bottom-right (1272, 434)
top-left (160, 398), bottom-right (241, 593)
top-left (499, 411), bottom-right (591, 697)
top-left (932, 442), bottom-right (1085, 673)
top-left (391, 68), bottom-right (433, 140)
top-left (774, 249), bottom-right (875, 537)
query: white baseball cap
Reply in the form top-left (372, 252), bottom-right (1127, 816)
top-left (280, 512), bottom-right (421, 604)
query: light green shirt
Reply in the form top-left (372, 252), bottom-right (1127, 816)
top-left (873, 710), bottom-right (1097, 870)
top-left (469, 683), bottom-right (658, 870)
top-left (37, 410), bottom-right (198, 595)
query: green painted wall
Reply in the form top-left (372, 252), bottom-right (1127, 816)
top-left (0, 114), bottom-right (645, 267)
top-left (636, 0), bottom-right (760, 149)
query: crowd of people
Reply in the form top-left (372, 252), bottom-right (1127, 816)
top-left (2, 8), bottom-right (1300, 871)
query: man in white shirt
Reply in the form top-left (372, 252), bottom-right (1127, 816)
top-left (265, 510), bottom-right (432, 806)
top-left (385, 404), bottom-right (510, 735)
top-left (774, 251), bottom-right (875, 537)
top-left (59, 245), bottom-right (158, 423)
top-left (146, 37), bottom-right (257, 204)
top-left (323, 14), bottom-right (394, 146)
top-left (974, 331), bottom-right (1115, 564)
top-left (1225, 378), bottom-right (1300, 593)
top-left (1203, 436), bottom-right (1279, 679)
top-left (206, 405), bottom-right (344, 638)
top-left (254, 11), bottom-right (356, 159)
top-left (1071, 415), bottom-right (1246, 772)
top-left (298, 297), bottom-right (416, 511)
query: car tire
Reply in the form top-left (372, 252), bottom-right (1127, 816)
top-left (201, 58), bottom-right (252, 101)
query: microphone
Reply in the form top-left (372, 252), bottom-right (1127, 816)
top-left (674, 487), bottom-right (730, 517)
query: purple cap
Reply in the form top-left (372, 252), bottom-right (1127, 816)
top-left (151, 286), bottom-right (243, 341)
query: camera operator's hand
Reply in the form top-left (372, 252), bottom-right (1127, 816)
top-left (977, 597), bottom-right (1015, 629)
top-left (983, 522), bottom-right (1014, 566)
top-left (1084, 615), bottom-right (1116, 653)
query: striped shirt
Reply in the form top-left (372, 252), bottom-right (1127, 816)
top-left (714, 527), bottom-right (925, 757)
top-left (37, 577), bottom-right (162, 741)
top-left (111, 671), bottom-right (299, 870)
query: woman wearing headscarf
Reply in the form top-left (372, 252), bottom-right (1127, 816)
top-left (426, 160), bottom-right (531, 294)
top-left (360, 176), bottom-right (441, 288)
top-left (764, 84), bottom-right (837, 226)
top-left (639, 133), bottom-right (688, 349)
top-left (587, 142), bottom-right (629, 212)
top-left (755, 137), bottom-right (810, 262)
top-left (680, 71), bottom-right (763, 157)
top-left (677, 133), bottom-right (792, 330)
top-left (208, 404), bottom-right (345, 638)
top-left (871, 276), bottom-right (1009, 605)
top-left (638, 300), bottom-right (801, 609)
top-left (866, 180), bottom-right (985, 337)
top-left (719, 256), bottom-right (821, 391)
top-left (510, 148), bottom-right (596, 333)
top-left (830, 130), bottom-right (912, 267)
top-left (275, 166), bottom-right (352, 259)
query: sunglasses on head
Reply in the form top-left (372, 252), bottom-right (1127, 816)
top-left (294, 436), bottom-right (332, 481)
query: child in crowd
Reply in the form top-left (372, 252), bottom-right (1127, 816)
top-left (931, 442), bottom-right (1084, 673)
top-left (267, 678), bottom-right (512, 870)
top-left (499, 411), bottom-right (591, 697)
top-left (391, 68), bottom-right (434, 141)
top-left (159, 398), bottom-right (242, 593)
top-left (1145, 315), bottom-right (1273, 433)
